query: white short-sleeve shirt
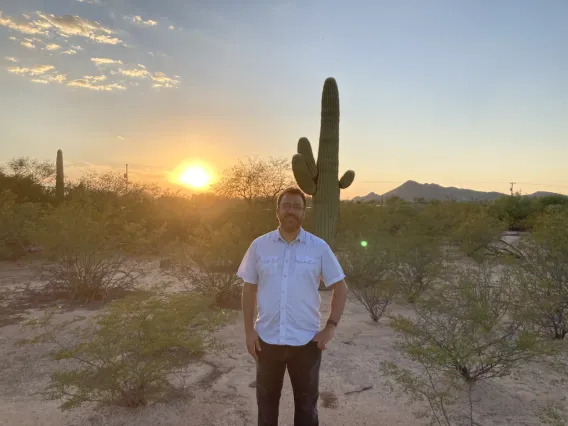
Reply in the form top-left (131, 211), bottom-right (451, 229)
top-left (237, 227), bottom-right (346, 346)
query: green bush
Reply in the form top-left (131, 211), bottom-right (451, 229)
top-left (31, 197), bottom-right (158, 302)
top-left (20, 291), bottom-right (226, 410)
top-left (514, 212), bottom-right (568, 339)
top-left (382, 262), bottom-right (547, 425)
top-left (337, 235), bottom-right (397, 322)
top-left (162, 222), bottom-right (247, 310)
top-left (0, 190), bottom-right (42, 260)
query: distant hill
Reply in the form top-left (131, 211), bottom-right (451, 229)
top-left (351, 180), bottom-right (562, 203)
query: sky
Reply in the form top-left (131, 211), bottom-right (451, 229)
top-left (1, 0), bottom-right (567, 199)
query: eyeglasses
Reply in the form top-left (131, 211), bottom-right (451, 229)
top-left (280, 203), bottom-right (304, 212)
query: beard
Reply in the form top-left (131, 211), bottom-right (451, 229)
top-left (279, 213), bottom-right (301, 232)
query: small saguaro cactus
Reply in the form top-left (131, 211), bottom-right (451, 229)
top-left (292, 77), bottom-right (355, 247)
top-left (55, 149), bottom-right (64, 204)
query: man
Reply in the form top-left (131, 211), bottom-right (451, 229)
top-left (237, 186), bottom-right (349, 426)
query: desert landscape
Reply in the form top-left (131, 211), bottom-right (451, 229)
top-left (1, 230), bottom-right (567, 426)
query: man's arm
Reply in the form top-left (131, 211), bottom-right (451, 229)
top-left (326, 279), bottom-right (348, 327)
top-left (242, 282), bottom-right (258, 335)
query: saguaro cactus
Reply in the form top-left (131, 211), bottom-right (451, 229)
top-left (292, 77), bottom-right (355, 247)
top-left (55, 149), bottom-right (64, 204)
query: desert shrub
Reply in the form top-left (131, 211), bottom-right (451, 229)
top-left (0, 190), bottom-right (42, 260)
top-left (30, 198), bottom-right (156, 302)
top-left (338, 235), bottom-right (397, 322)
top-left (446, 205), bottom-right (508, 261)
top-left (382, 262), bottom-right (546, 425)
top-left (393, 213), bottom-right (447, 303)
top-left (489, 193), bottom-right (534, 231)
top-left (0, 157), bottom-right (55, 203)
top-left (20, 291), bottom-right (226, 410)
top-left (514, 212), bottom-right (568, 339)
top-left (162, 222), bottom-right (247, 310)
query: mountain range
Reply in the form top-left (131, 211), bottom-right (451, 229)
top-left (351, 180), bottom-right (562, 203)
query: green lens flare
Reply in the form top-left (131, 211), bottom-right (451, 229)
top-left (361, 241), bottom-right (368, 247)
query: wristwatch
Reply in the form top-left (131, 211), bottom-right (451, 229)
top-left (326, 319), bottom-right (338, 327)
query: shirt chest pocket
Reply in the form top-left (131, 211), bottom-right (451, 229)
top-left (295, 255), bottom-right (320, 280)
top-left (258, 255), bottom-right (279, 278)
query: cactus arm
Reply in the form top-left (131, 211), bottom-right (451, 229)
top-left (292, 154), bottom-right (317, 195)
top-left (339, 170), bottom-right (355, 189)
top-left (297, 137), bottom-right (318, 179)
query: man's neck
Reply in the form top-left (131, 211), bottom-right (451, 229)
top-left (279, 227), bottom-right (301, 243)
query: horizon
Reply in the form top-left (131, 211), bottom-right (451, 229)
top-left (1, 0), bottom-right (567, 199)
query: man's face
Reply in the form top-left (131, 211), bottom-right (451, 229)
top-left (277, 193), bottom-right (305, 232)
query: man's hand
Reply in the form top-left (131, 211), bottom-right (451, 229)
top-left (312, 325), bottom-right (335, 350)
top-left (246, 329), bottom-right (262, 361)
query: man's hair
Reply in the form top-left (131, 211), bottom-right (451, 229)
top-left (277, 187), bottom-right (306, 209)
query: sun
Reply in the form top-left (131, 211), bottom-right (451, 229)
top-left (171, 162), bottom-right (215, 190)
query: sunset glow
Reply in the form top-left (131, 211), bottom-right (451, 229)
top-left (171, 162), bottom-right (215, 190)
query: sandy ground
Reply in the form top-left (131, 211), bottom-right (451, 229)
top-left (0, 259), bottom-right (566, 426)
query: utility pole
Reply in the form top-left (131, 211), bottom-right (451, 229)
top-left (124, 164), bottom-right (129, 193)
top-left (509, 181), bottom-right (516, 196)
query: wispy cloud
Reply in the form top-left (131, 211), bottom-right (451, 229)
top-left (127, 15), bottom-right (158, 27)
top-left (68, 79), bottom-right (126, 91)
top-left (169, 25), bottom-right (175, 31)
top-left (117, 136), bottom-right (125, 140)
top-left (152, 72), bottom-right (179, 86)
top-left (76, 0), bottom-right (100, 4)
top-left (115, 65), bottom-right (180, 88)
top-left (35, 12), bottom-right (123, 45)
top-left (91, 57), bottom-right (123, 66)
top-left (7, 63), bottom-right (67, 85)
top-left (118, 67), bottom-right (150, 78)
top-left (31, 73), bottom-right (67, 84)
top-left (44, 43), bottom-right (62, 51)
top-left (83, 74), bottom-right (107, 82)
top-left (62, 49), bottom-right (77, 55)
top-left (0, 11), bottom-right (124, 46)
top-left (5, 57), bottom-right (18, 62)
top-left (0, 11), bottom-right (45, 35)
top-left (7, 64), bottom-right (54, 76)
top-left (21, 40), bottom-right (36, 49)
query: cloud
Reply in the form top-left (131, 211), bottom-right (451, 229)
top-left (21, 40), bottom-right (36, 49)
top-left (45, 43), bottom-right (62, 51)
top-left (169, 25), bottom-right (175, 31)
top-left (0, 10), bottom-right (46, 35)
top-left (114, 66), bottom-right (180, 88)
top-left (91, 57), bottom-right (123, 66)
top-left (31, 73), bottom-right (67, 84)
top-left (76, 0), bottom-right (100, 4)
top-left (118, 67), bottom-right (150, 78)
top-left (5, 57), bottom-right (18, 62)
top-left (83, 74), bottom-right (107, 82)
top-left (62, 49), bottom-right (77, 55)
top-left (152, 72), bottom-right (179, 86)
top-left (37, 12), bottom-right (123, 45)
top-left (117, 136), bottom-right (125, 140)
top-left (127, 15), bottom-right (158, 27)
top-left (72, 44), bottom-right (83, 51)
top-left (1, 11), bottom-right (123, 45)
top-left (7, 63), bottom-right (67, 85)
top-left (8, 64), bottom-right (54, 76)
top-left (67, 79), bottom-right (126, 91)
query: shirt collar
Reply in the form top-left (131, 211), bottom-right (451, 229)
top-left (274, 227), bottom-right (306, 244)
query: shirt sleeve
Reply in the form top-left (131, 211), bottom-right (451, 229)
top-left (321, 243), bottom-right (346, 287)
top-left (236, 240), bottom-right (258, 284)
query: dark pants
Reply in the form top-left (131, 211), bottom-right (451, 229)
top-left (256, 338), bottom-right (322, 426)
